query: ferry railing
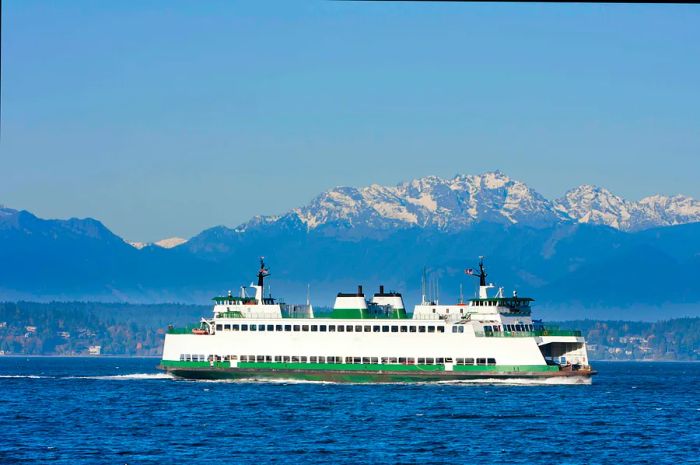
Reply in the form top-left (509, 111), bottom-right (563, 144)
top-left (475, 329), bottom-right (582, 338)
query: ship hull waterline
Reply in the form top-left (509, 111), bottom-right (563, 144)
top-left (158, 365), bottom-right (596, 383)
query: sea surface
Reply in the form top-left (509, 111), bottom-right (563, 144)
top-left (1, 358), bottom-right (698, 464)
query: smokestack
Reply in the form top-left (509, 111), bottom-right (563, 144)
top-left (358, 285), bottom-right (363, 296)
top-left (379, 285), bottom-right (384, 294)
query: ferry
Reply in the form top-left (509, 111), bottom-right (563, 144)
top-left (159, 258), bottom-right (594, 382)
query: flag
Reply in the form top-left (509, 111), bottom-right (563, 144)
top-left (465, 268), bottom-right (474, 275)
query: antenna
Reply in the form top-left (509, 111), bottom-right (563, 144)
top-left (459, 283), bottom-right (464, 305)
top-left (306, 283), bottom-right (311, 306)
top-left (421, 267), bottom-right (427, 304)
top-left (436, 275), bottom-right (440, 305)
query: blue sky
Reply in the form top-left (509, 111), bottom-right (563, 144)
top-left (2, 1), bottom-right (699, 241)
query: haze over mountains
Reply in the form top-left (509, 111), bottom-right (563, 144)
top-left (2, 171), bottom-right (700, 320)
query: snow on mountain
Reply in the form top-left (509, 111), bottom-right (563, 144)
top-left (286, 171), bottom-right (562, 232)
top-left (236, 172), bottom-right (700, 234)
top-left (128, 237), bottom-right (188, 249)
top-left (154, 237), bottom-right (187, 249)
top-left (555, 186), bottom-right (700, 231)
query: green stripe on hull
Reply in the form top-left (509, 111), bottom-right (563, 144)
top-left (160, 360), bottom-right (557, 373)
top-left (160, 366), bottom-right (591, 383)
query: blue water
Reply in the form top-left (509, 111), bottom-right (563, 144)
top-left (1, 358), bottom-right (698, 464)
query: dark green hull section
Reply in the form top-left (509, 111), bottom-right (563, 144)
top-left (159, 365), bottom-right (595, 383)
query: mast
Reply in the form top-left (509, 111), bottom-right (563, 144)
top-left (255, 257), bottom-right (270, 303)
top-left (466, 256), bottom-right (491, 299)
top-left (478, 256), bottom-right (487, 287)
top-left (257, 257), bottom-right (270, 288)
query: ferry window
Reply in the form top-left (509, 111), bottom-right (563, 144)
top-left (373, 325), bottom-right (381, 332)
top-left (240, 355), bottom-right (247, 362)
top-left (362, 357), bottom-right (370, 364)
top-left (302, 325), bottom-right (309, 332)
top-left (224, 324), bottom-right (231, 331)
top-left (301, 356), bottom-right (308, 362)
top-left (329, 325), bottom-right (336, 332)
top-left (355, 325), bottom-right (363, 332)
top-left (250, 325), bottom-right (257, 332)
top-left (338, 325), bottom-right (345, 332)
top-left (371, 357), bottom-right (379, 364)
top-left (216, 324), bottom-right (223, 331)
top-left (389, 357), bottom-right (397, 363)
top-left (452, 326), bottom-right (459, 333)
top-left (484, 326), bottom-right (492, 332)
top-left (292, 356), bottom-right (300, 362)
top-left (487, 358), bottom-right (496, 365)
top-left (419, 326), bottom-right (426, 333)
top-left (432, 308), bottom-right (436, 313)
top-left (241, 324), bottom-right (248, 331)
top-left (391, 326), bottom-right (398, 333)
top-left (437, 327), bottom-right (444, 333)
top-left (446, 309), bottom-right (450, 313)
top-left (318, 356), bottom-right (326, 363)
top-left (427, 326), bottom-right (435, 333)
top-left (400, 326), bottom-right (407, 333)
top-left (267, 324), bottom-right (274, 331)
top-left (382, 325), bottom-right (390, 332)
top-left (381, 357), bottom-right (389, 364)
top-left (265, 356), bottom-right (272, 362)
top-left (436, 358), bottom-right (444, 364)
top-left (409, 326), bottom-right (417, 333)
top-left (254, 355), bottom-right (262, 362)
top-left (417, 358), bottom-right (426, 364)
top-left (232, 324), bottom-right (240, 331)
top-left (319, 325), bottom-right (327, 332)
top-left (426, 358), bottom-right (435, 364)
top-left (284, 325), bottom-right (292, 331)
top-left (311, 325), bottom-right (318, 332)
top-left (456, 358), bottom-right (465, 365)
top-left (465, 358), bottom-right (474, 365)
top-left (353, 357), bottom-right (362, 364)
top-left (258, 325), bottom-right (265, 332)
top-left (364, 325), bottom-right (371, 332)
top-left (293, 325), bottom-right (300, 332)
top-left (327, 356), bottom-right (336, 363)
top-left (477, 358), bottom-right (486, 365)
top-left (399, 357), bottom-right (407, 364)
top-left (276, 325), bottom-right (283, 331)
top-left (310, 356), bottom-right (318, 363)
top-left (459, 327), bottom-right (464, 333)
top-left (179, 354), bottom-right (185, 361)
top-left (274, 356), bottom-right (282, 362)
top-left (283, 356), bottom-right (291, 362)
top-left (346, 325), bottom-right (353, 332)
top-left (407, 358), bottom-right (415, 364)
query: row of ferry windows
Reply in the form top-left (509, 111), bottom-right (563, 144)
top-left (484, 324), bottom-right (540, 332)
top-left (214, 323), bottom-right (467, 334)
top-left (180, 354), bottom-right (496, 365)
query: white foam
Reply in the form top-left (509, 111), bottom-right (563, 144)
top-left (66, 373), bottom-right (173, 380)
top-left (433, 376), bottom-right (593, 386)
top-left (0, 374), bottom-right (51, 379)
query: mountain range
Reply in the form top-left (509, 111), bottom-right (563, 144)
top-left (2, 171), bottom-right (700, 320)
